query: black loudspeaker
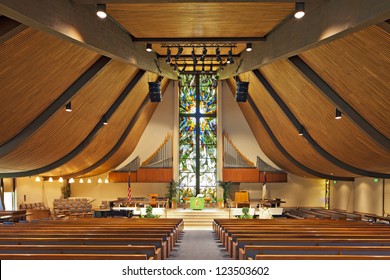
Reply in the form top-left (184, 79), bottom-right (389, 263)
top-left (235, 81), bottom-right (249, 102)
top-left (149, 82), bottom-right (162, 102)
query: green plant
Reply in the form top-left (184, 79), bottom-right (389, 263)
top-left (217, 198), bottom-right (224, 203)
top-left (218, 181), bottom-right (232, 202)
top-left (238, 207), bottom-right (253, 219)
top-left (141, 206), bottom-right (160, 218)
top-left (166, 181), bottom-right (179, 206)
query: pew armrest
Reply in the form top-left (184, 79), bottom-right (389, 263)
top-left (239, 248), bottom-right (246, 260)
top-left (155, 248), bottom-right (162, 260)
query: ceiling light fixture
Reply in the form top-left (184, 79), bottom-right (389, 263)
top-left (227, 48), bottom-right (234, 64)
top-left (182, 63), bottom-right (187, 72)
top-left (79, 178), bottom-right (84, 183)
top-left (48, 177), bottom-right (53, 182)
top-left (335, 108), bottom-right (342, 120)
top-left (69, 178), bottom-right (75, 183)
top-left (104, 178), bottom-right (109, 184)
top-left (235, 80), bottom-right (249, 102)
top-left (35, 176), bottom-right (41, 182)
top-left (65, 102), bottom-right (72, 112)
top-left (59, 177), bottom-right (64, 183)
top-left (87, 179), bottom-right (92, 184)
top-left (149, 81), bottom-right (162, 102)
top-left (102, 115), bottom-right (108, 125)
top-left (246, 43), bottom-right (252, 52)
top-left (294, 2), bottom-right (305, 19)
top-left (145, 43), bottom-right (153, 52)
top-left (98, 178), bottom-right (103, 183)
top-left (96, 4), bottom-right (107, 19)
top-left (298, 125), bottom-right (304, 136)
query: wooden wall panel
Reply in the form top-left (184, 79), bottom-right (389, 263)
top-left (0, 60), bottom-right (139, 171)
top-left (260, 59), bottom-right (390, 173)
top-left (108, 3), bottom-right (293, 38)
top-left (299, 25), bottom-right (390, 139)
top-left (136, 168), bottom-right (173, 183)
top-left (240, 72), bottom-right (357, 178)
top-left (108, 171), bottom-right (137, 183)
top-left (0, 28), bottom-right (100, 145)
top-left (223, 168), bottom-right (259, 182)
top-left (259, 172), bottom-right (287, 183)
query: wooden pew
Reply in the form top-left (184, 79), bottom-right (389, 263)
top-left (0, 253), bottom-right (149, 260)
top-left (239, 245), bottom-right (390, 260)
top-left (0, 244), bottom-right (160, 260)
top-left (254, 255), bottom-right (390, 260)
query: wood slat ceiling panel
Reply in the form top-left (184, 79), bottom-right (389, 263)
top-left (299, 25), bottom-right (390, 139)
top-left (0, 60), bottom-right (139, 171)
top-left (0, 28), bottom-right (100, 145)
top-left (153, 44), bottom-right (245, 57)
top-left (260, 59), bottom-right (390, 173)
top-left (43, 72), bottom-right (159, 176)
top-left (226, 77), bottom-right (313, 178)
top-left (81, 78), bottom-right (171, 177)
top-left (108, 3), bottom-right (294, 38)
top-left (244, 71), bottom-right (356, 178)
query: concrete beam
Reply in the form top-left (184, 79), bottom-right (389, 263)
top-left (0, 0), bottom-right (178, 79)
top-left (219, 0), bottom-right (390, 79)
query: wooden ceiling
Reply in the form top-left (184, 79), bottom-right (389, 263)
top-left (0, 1), bottom-right (389, 180)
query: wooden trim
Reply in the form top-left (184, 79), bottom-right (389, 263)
top-left (0, 16), bottom-right (26, 44)
top-left (136, 168), bottom-right (173, 182)
top-left (108, 172), bottom-right (137, 183)
top-left (223, 168), bottom-right (259, 182)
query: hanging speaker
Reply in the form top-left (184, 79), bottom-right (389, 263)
top-left (148, 82), bottom-right (162, 102)
top-left (235, 81), bottom-right (249, 102)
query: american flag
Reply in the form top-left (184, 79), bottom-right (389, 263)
top-left (127, 173), bottom-right (131, 202)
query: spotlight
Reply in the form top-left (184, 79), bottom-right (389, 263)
top-left (145, 43), bottom-right (153, 52)
top-left (35, 177), bottom-right (41, 182)
top-left (209, 62), bottom-right (214, 73)
top-left (98, 178), bottom-right (103, 183)
top-left (48, 177), bottom-right (53, 182)
top-left (102, 115), bottom-right (108, 125)
top-left (235, 81), bottom-right (249, 102)
top-left (149, 81), bottom-right (162, 102)
top-left (69, 178), bottom-right (75, 183)
top-left (201, 63), bottom-right (205, 73)
top-left (104, 178), bottom-right (109, 184)
top-left (298, 125), bottom-right (304, 136)
top-left (227, 48), bottom-right (234, 64)
top-left (175, 46), bottom-right (183, 59)
top-left (87, 179), bottom-right (92, 184)
top-left (65, 102), bottom-right (72, 112)
top-left (173, 63), bottom-right (178, 72)
top-left (246, 43), bottom-right (252, 52)
top-left (79, 178), bottom-right (84, 183)
top-left (335, 108), bottom-right (342, 119)
top-left (202, 46), bottom-right (207, 57)
top-left (182, 63), bottom-right (187, 72)
top-left (59, 177), bottom-right (64, 183)
top-left (166, 47), bottom-right (171, 64)
top-left (294, 2), bottom-right (305, 19)
top-left (96, 4), bottom-right (107, 19)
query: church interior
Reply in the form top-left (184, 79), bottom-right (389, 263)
top-left (0, 0), bottom-right (389, 261)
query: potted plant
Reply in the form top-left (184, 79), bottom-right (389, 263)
top-left (238, 207), bottom-right (253, 219)
top-left (166, 181), bottom-right (179, 208)
top-left (217, 198), bottom-right (224, 209)
top-left (141, 206), bottom-right (160, 218)
top-left (218, 181), bottom-right (232, 207)
top-left (171, 198), bottom-right (178, 209)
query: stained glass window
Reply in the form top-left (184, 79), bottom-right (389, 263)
top-left (179, 74), bottom-right (217, 201)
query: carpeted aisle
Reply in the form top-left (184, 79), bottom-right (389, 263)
top-left (169, 230), bottom-right (231, 260)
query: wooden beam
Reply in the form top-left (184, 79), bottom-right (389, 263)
top-left (0, 56), bottom-right (111, 158)
top-left (288, 55), bottom-right (390, 152)
top-left (247, 96), bottom-right (354, 181)
top-left (0, 15), bottom-right (26, 44)
top-left (219, 0), bottom-right (390, 79)
top-left (0, 0), bottom-right (177, 79)
top-left (252, 69), bottom-right (390, 179)
top-left (0, 70), bottom-right (146, 178)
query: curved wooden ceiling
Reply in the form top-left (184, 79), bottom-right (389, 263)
top-left (0, 3), bottom-right (389, 180)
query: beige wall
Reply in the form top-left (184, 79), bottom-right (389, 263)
top-left (332, 178), bottom-right (385, 215)
top-left (385, 179), bottom-right (390, 216)
top-left (16, 177), bottom-right (61, 209)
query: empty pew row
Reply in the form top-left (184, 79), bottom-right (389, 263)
top-left (0, 218), bottom-right (183, 260)
top-left (239, 245), bottom-right (390, 260)
top-left (0, 254), bottom-right (149, 260)
top-left (213, 219), bottom-right (390, 259)
top-left (254, 255), bottom-right (390, 260)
